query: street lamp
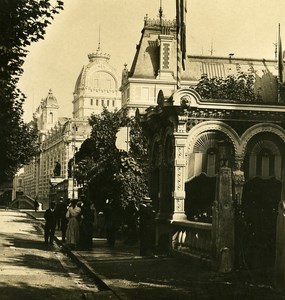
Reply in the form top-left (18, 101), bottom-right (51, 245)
top-left (72, 123), bottom-right (78, 199)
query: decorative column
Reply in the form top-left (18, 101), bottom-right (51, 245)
top-left (275, 166), bottom-right (285, 290)
top-left (172, 116), bottom-right (188, 221)
top-left (212, 165), bottom-right (235, 273)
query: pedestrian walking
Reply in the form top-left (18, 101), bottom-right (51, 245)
top-left (139, 196), bottom-right (156, 256)
top-left (55, 197), bottom-right (63, 230)
top-left (79, 200), bottom-right (95, 250)
top-left (44, 201), bottom-right (57, 245)
top-left (65, 199), bottom-right (81, 250)
top-left (58, 198), bottom-right (69, 242)
top-left (97, 212), bottom-right (105, 238)
top-left (104, 197), bottom-right (120, 247)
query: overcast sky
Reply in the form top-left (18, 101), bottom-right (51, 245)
top-left (18, 0), bottom-right (285, 122)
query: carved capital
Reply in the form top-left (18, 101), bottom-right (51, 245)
top-left (177, 115), bottom-right (188, 133)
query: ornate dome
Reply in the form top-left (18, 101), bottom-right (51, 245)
top-left (41, 89), bottom-right (59, 108)
top-left (74, 45), bottom-right (119, 94)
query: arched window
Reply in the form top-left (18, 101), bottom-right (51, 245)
top-left (49, 112), bottom-right (53, 123)
top-left (256, 148), bottom-right (274, 177)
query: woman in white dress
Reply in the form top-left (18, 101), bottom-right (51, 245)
top-left (66, 199), bottom-right (81, 249)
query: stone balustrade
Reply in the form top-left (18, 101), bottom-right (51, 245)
top-left (171, 220), bottom-right (212, 261)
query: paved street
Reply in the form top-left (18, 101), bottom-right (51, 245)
top-left (1, 209), bottom-right (285, 299)
top-left (0, 209), bottom-right (109, 300)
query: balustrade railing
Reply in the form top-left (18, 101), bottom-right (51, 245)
top-left (171, 220), bottom-right (212, 260)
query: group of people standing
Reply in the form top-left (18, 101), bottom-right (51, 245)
top-left (44, 195), bottom-right (157, 257)
top-left (44, 197), bottom-right (97, 250)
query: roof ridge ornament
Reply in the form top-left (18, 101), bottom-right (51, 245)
top-left (88, 25), bottom-right (111, 62)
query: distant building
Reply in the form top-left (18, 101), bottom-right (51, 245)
top-left (21, 45), bottom-right (121, 209)
top-left (73, 44), bottom-right (121, 118)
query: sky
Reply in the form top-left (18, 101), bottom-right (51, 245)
top-left (18, 0), bottom-right (285, 122)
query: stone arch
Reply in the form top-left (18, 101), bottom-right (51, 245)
top-left (171, 87), bottom-right (201, 107)
top-left (161, 126), bottom-right (174, 164)
top-left (239, 126), bottom-right (285, 270)
top-left (186, 121), bottom-right (240, 158)
top-left (240, 123), bottom-right (285, 158)
top-left (251, 140), bottom-right (281, 156)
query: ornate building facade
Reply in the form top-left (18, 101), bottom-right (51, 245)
top-left (120, 14), bottom-right (279, 115)
top-left (121, 11), bottom-right (285, 279)
top-left (73, 44), bottom-right (121, 118)
top-left (22, 45), bottom-right (121, 208)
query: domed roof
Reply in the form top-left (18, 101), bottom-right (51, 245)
top-left (42, 89), bottom-right (59, 108)
top-left (74, 44), bottom-right (119, 94)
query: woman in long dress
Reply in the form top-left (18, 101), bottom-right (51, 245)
top-left (66, 199), bottom-right (81, 249)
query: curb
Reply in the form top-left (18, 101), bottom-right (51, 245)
top-left (25, 211), bottom-right (127, 299)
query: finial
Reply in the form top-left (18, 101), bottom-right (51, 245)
top-left (158, 0), bottom-right (164, 23)
top-left (124, 63), bottom-right (127, 69)
top-left (208, 39), bottom-right (215, 56)
top-left (97, 24), bottom-right (101, 51)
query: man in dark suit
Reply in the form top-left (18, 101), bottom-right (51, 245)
top-left (44, 201), bottom-right (57, 244)
top-left (139, 197), bottom-right (156, 256)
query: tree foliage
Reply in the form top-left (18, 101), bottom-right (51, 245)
top-left (74, 108), bottom-right (149, 209)
top-left (194, 73), bottom-right (259, 101)
top-left (0, 0), bottom-right (64, 183)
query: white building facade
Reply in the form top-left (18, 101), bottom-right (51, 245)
top-left (22, 45), bottom-right (121, 208)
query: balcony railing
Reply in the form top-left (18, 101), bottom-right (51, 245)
top-left (171, 220), bottom-right (212, 261)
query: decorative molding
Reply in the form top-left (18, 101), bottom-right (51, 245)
top-left (240, 123), bottom-right (285, 155)
top-left (186, 121), bottom-right (240, 157)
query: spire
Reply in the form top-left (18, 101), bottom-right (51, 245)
top-left (278, 23), bottom-right (283, 83)
top-left (158, 0), bottom-right (164, 24)
top-left (98, 24), bottom-right (101, 51)
top-left (88, 25), bottom-right (110, 62)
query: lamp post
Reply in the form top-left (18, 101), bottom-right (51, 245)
top-left (72, 123), bottom-right (78, 199)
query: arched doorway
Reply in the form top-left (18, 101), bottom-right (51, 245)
top-left (185, 131), bottom-right (234, 223)
top-left (238, 132), bottom-right (284, 271)
top-left (239, 177), bottom-right (281, 270)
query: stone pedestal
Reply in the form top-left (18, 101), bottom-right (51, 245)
top-left (275, 201), bottom-right (285, 290)
top-left (212, 167), bottom-right (235, 272)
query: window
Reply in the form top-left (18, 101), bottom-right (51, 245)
top-left (96, 99), bottom-right (99, 106)
top-left (90, 99), bottom-right (93, 106)
top-left (49, 112), bottom-right (53, 123)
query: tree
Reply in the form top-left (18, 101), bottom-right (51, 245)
top-left (0, 0), bottom-right (64, 184)
top-left (194, 73), bottom-right (259, 101)
top-left (74, 107), bottom-right (149, 210)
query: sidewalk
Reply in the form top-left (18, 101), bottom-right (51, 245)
top-left (27, 210), bottom-right (285, 299)
top-left (69, 239), bottom-right (285, 300)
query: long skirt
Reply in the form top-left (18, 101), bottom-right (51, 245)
top-left (66, 217), bottom-right (80, 246)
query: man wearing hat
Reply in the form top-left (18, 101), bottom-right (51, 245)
top-left (44, 201), bottom-right (57, 245)
top-left (139, 196), bottom-right (156, 256)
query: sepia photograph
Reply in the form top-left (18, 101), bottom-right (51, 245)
top-left (1, 0), bottom-right (285, 299)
